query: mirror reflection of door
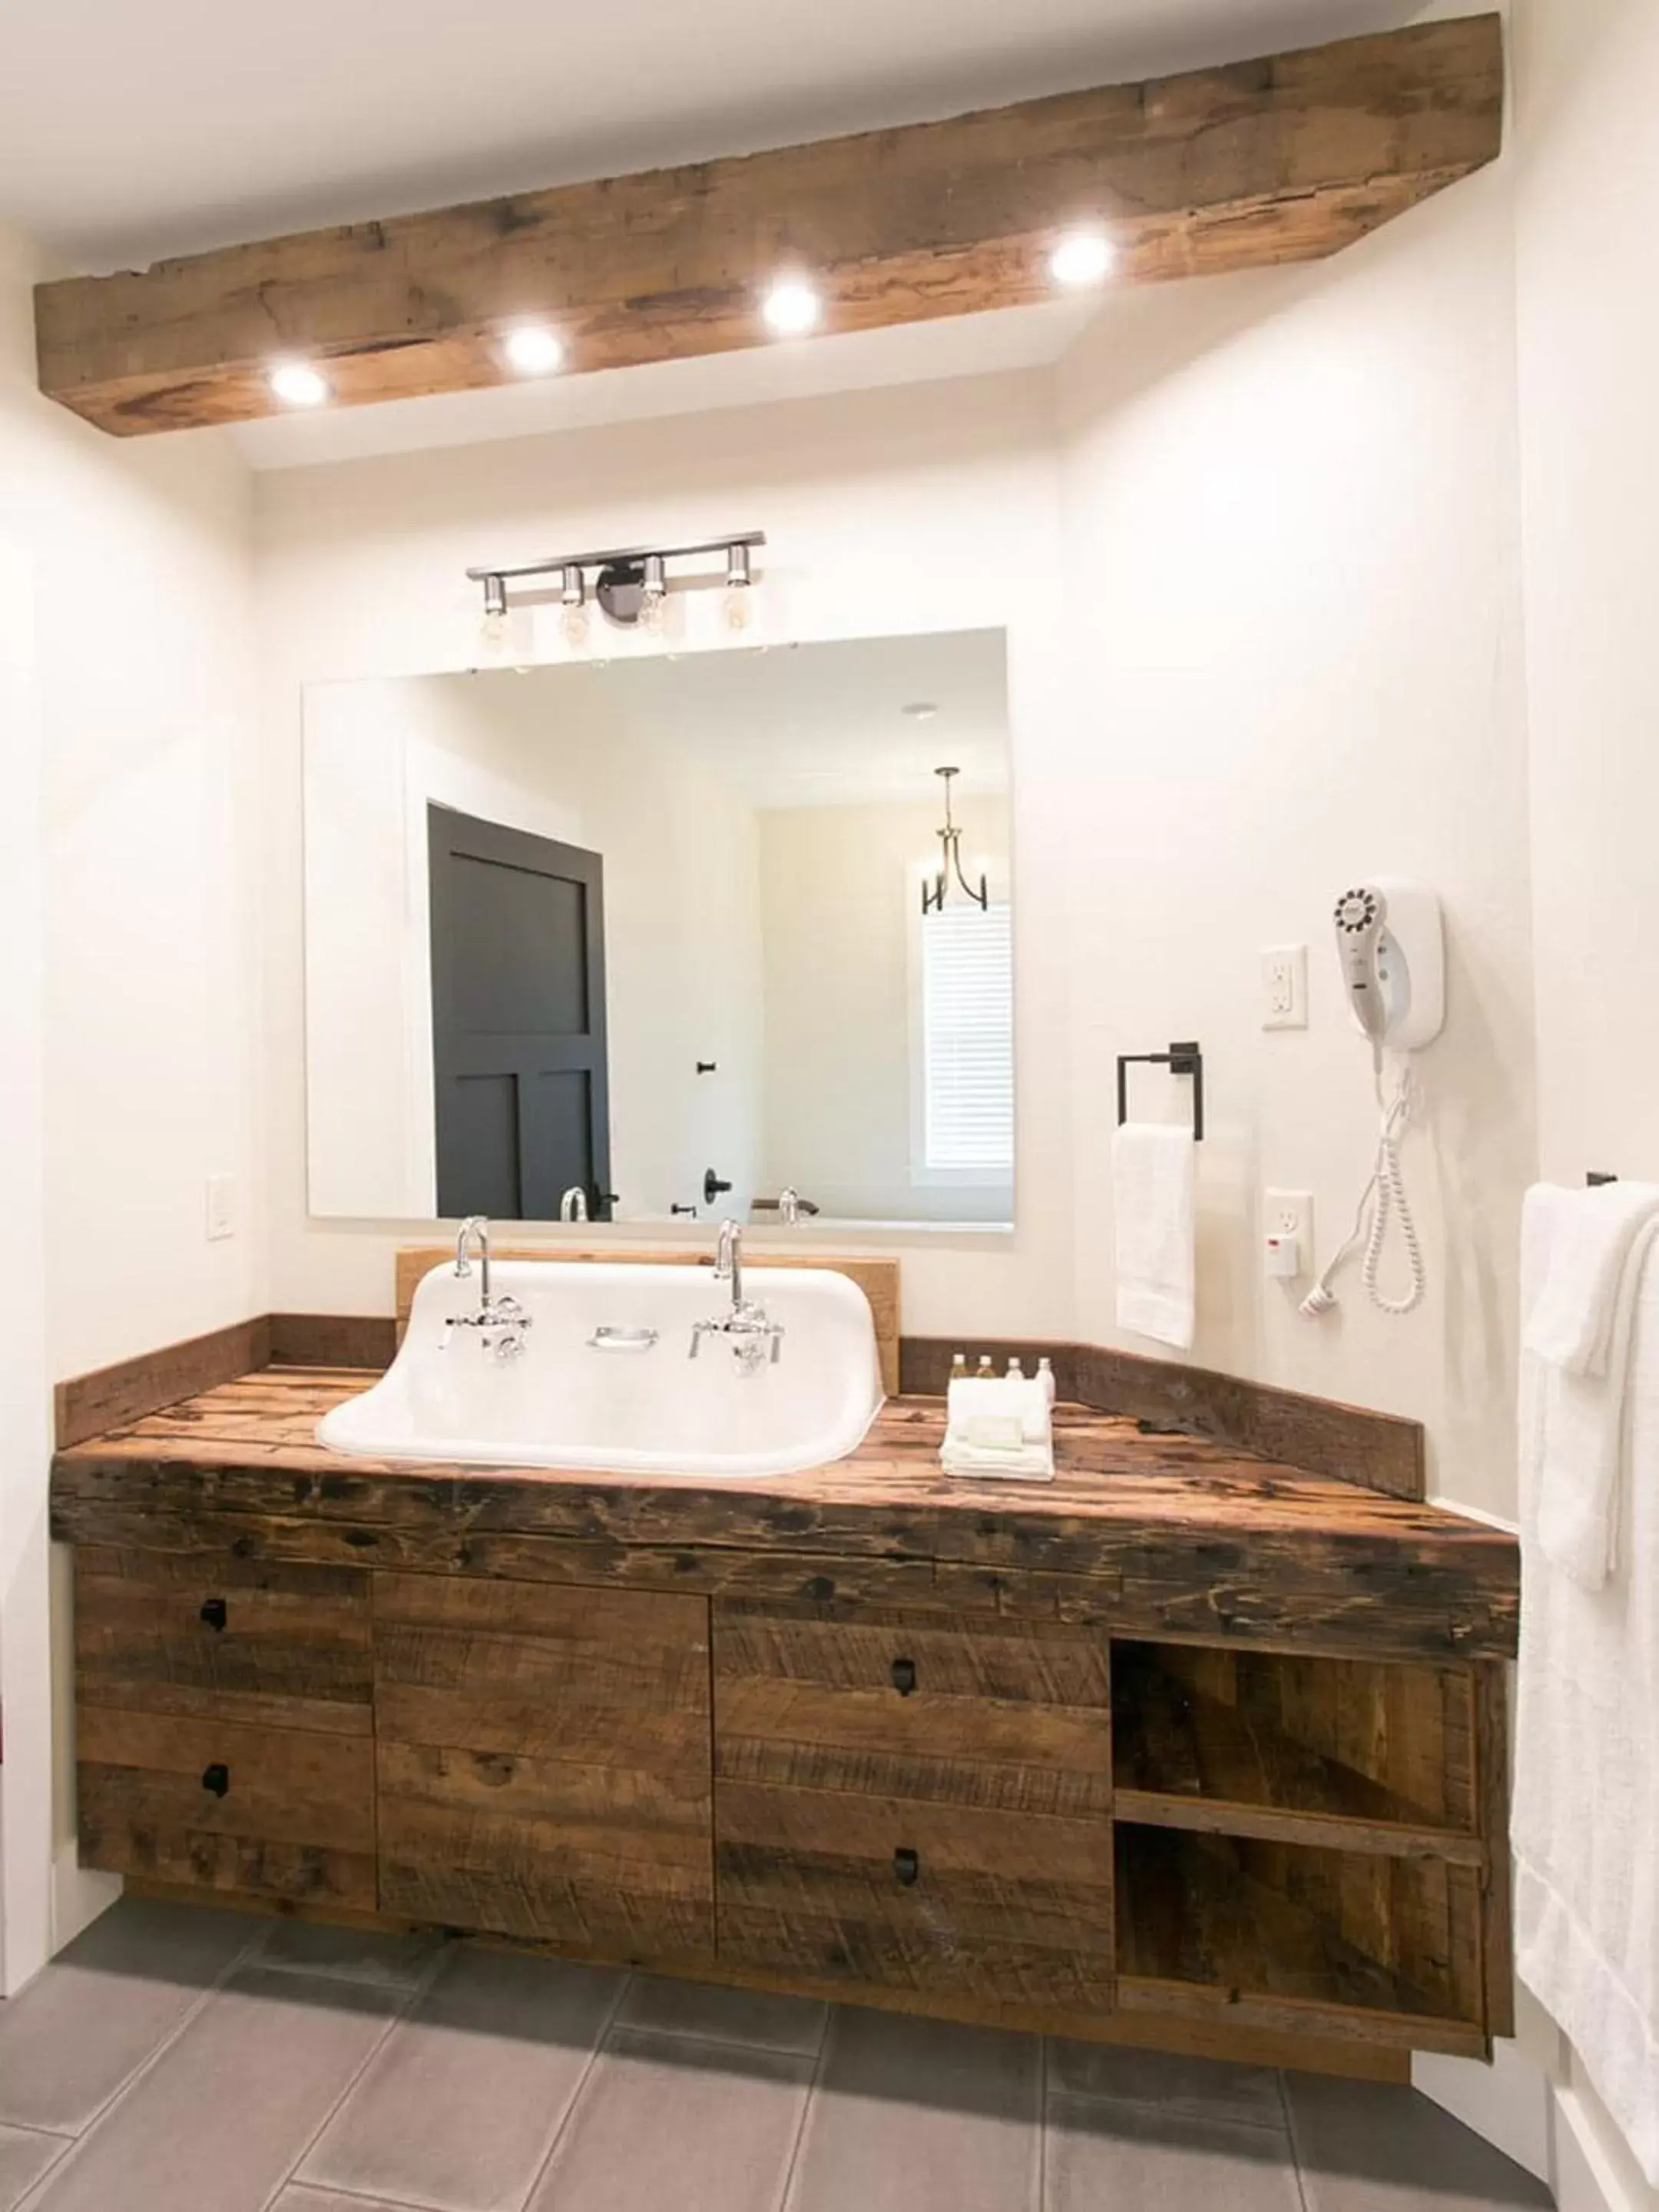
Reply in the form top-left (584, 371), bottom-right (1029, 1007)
top-left (427, 804), bottom-right (612, 1221)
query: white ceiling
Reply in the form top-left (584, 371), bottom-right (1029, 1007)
top-left (437, 631), bottom-right (1012, 810)
top-left (2, 0), bottom-right (1421, 274)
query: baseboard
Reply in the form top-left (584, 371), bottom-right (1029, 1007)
top-left (1413, 2043), bottom-right (1552, 2184)
top-left (1553, 2081), bottom-right (1658, 2212)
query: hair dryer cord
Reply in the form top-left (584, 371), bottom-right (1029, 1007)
top-left (1300, 1057), bottom-right (1426, 1319)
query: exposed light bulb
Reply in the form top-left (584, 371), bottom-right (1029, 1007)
top-left (478, 574), bottom-right (509, 655)
top-left (639, 553), bottom-right (668, 634)
top-left (559, 565), bottom-right (589, 648)
top-left (268, 359), bottom-right (331, 407)
top-left (724, 541), bottom-right (756, 631)
top-left (761, 277), bottom-right (822, 337)
top-left (1049, 231), bottom-right (1118, 289)
top-left (502, 323), bottom-right (564, 376)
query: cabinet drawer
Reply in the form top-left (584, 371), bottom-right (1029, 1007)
top-left (75, 1548), bottom-right (372, 1736)
top-left (713, 1601), bottom-right (1112, 1816)
top-left (717, 1780), bottom-right (1114, 2012)
top-left (374, 1573), bottom-right (714, 1958)
top-left (78, 1707), bottom-right (376, 1909)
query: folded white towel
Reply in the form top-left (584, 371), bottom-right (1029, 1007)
top-left (1525, 1177), bottom-right (1659, 1375)
top-left (1522, 1182), bottom-right (1659, 1588)
top-left (1113, 1122), bottom-right (1196, 1350)
top-left (940, 1439), bottom-right (1055, 1483)
top-left (1513, 1184), bottom-right (1659, 2187)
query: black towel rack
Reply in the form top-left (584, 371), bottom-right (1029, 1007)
top-left (1116, 1041), bottom-right (1204, 1143)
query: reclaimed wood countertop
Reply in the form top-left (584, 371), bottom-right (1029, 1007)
top-left (51, 1366), bottom-right (1520, 1664)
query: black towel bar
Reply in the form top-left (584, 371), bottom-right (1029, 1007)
top-left (1116, 1041), bottom-right (1204, 1143)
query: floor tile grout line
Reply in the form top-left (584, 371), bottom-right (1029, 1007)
top-left (11, 1902), bottom-right (274, 2210)
top-left (601, 2016), bottom-right (830, 2065)
top-left (1277, 2068), bottom-right (1314, 2211)
top-left (502, 1965), bottom-right (637, 2212)
top-left (5, 2130), bottom-right (75, 2208)
top-left (253, 1938), bottom-right (453, 2212)
top-left (274, 2180), bottom-right (438, 2212)
top-left (1038, 2034), bottom-right (1050, 2212)
top-left (774, 2002), bottom-right (836, 2212)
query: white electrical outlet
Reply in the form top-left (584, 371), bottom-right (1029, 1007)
top-left (1264, 1189), bottom-right (1313, 1278)
top-left (1261, 944), bottom-right (1308, 1030)
top-left (205, 1174), bottom-right (237, 1242)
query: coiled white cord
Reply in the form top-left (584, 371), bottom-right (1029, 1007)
top-left (1300, 1053), bottom-right (1426, 1319)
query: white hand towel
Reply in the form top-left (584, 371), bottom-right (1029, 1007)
top-left (940, 1439), bottom-right (1055, 1482)
top-left (1525, 1177), bottom-right (1659, 1374)
top-left (1113, 1122), bottom-right (1196, 1350)
top-left (1522, 1181), bottom-right (1659, 1588)
top-left (1513, 1185), bottom-right (1659, 2188)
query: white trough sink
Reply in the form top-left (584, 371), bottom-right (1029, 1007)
top-left (317, 1258), bottom-right (885, 1477)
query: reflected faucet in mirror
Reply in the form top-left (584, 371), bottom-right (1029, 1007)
top-left (690, 1220), bottom-right (783, 1371)
top-left (559, 1186), bottom-right (589, 1223)
top-left (753, 1187), bottom-right (820, 1224)
top-left (442, 1215), bottom-right (532, 1359)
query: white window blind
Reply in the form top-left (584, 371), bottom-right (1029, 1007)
top-left (920, 900), bottom-right (1013, 1174)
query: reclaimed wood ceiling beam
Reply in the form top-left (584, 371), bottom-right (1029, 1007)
top-left (35, 14), bottom-right (1502, 438)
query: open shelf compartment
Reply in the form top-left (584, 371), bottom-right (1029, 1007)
top-left (1110, 1641), bottom-right (1479, 1859)
top-left (1114, 1823), bottom-right (1488, 2052)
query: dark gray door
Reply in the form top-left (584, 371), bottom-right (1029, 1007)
top-left (429, 804), bottom-right (611, 1221)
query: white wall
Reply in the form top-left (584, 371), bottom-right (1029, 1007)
top-left (0, 219), bottom-right (262, 1989)
top-left (758, 797), bottom-right (1012, 1223)
top-left (1509, 0), bottom-right (1659, 2202)
top-left (1058, 155), bottom-right (1535, 1527)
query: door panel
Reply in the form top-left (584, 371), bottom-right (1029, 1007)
top-left (429, 805), bottom-right (611, 1220)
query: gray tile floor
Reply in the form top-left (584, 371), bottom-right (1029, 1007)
top-left (0, 1899), bottom-right (1555, 2212)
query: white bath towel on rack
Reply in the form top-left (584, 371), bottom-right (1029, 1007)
top-left (1113, 1122), bottom-right (1195, 1350)
top-left (1513, 1184), bottom-right (1659, 2188)
top-left (1525, 1179), bottom-right (1659, 1587)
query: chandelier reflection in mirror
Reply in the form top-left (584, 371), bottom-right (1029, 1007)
top-left (922, 765), bottom-right (989, 915)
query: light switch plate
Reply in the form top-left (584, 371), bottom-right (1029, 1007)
top-left (205, 1174), bottom-right (237, 1241)
top-left (1262, 944), bottom-right (1309, 1029)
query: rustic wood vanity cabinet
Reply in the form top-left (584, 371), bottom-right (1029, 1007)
top-left (53, 1366), bottom-right (1521, 2081)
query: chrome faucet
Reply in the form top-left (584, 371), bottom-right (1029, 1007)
top-left (444, 1215), bottom-right (531, 1359)
top-left (691, 1220), bottom-right (783, 1371)
top-left (715, 1217), bottom-right (744, 1306)
top-left (559, 1186), bottom-right (589, 1224)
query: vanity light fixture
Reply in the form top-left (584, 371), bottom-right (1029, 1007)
top-left (922, 765), bottom-right (989, 915)
top-left (1049, 230), bottom-right (1118, 288)
top-left (466, 535), bottom-right (766, 643)
top-left (502, 323), bottom-right (565, 376)
top-left (761, 277), bottom-right (823, 337)
top-left (267, 359), bottom-right (331, 407)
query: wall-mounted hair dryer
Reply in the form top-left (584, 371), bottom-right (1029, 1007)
top-left (1303, 879), bottom-right (1443, 1320)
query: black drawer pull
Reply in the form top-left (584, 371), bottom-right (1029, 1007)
top-left (199, 1597), bottom-right (228, 1632)
top-left (201, 1763), bottom-right (230, 1798)
top-left (890, 1657), bottom-right (917, 1697)
top-left (893, 1846), bottom-right (920, 1887)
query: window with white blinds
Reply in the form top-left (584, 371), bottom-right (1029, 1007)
top-left (919, 899), bottom-right (1014, 1174)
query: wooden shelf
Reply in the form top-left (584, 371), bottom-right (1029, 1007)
top-left (1114, 1824), bottom-right (1485, 2054)
top-left (1111, 1643), bottom-right (1481, 1862)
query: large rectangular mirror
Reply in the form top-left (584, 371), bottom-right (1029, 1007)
top-left (303, 630), bottom-right (1012, 1230)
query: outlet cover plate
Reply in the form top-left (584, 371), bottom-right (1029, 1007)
top-left (1262, 944), bottom-right (1309, 1030)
